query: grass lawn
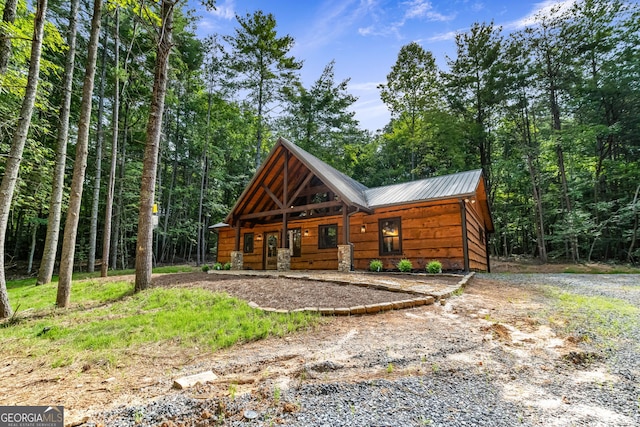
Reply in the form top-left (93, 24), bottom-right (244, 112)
top-left (1, 267), bottom-right (319, 369)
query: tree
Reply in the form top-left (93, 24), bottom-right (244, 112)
top-left (0, 0), bottom-right (47, 319)
top-left (135, 0), bottom-right (176, 292)
top-left (0, 0), bottom-right (18, 75)
top-left (88, 18), bottom-right (109, 273)
top-left (526, 6), bottom-right (578, 261)
top-left (36, 0), bottom-right (80, 286)
top-left (445, 22), bottom-right (503, 194)
top-left (102, 6), bottom-right (120, 277)
top-left (224, 10), bottom-right (301, 168)
top-left (280, 60), bottom-right (364, 171)
top-left (56, 0), bottom-right (103, 308)
top-left (379, 42), bottom-right (440, 178)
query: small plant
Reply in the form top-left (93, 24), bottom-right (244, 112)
top-left (386, 362), bottom-right (394, 374)
top-left (213, 262), bottom-right (223, 270)
top-left (369, 259), bottom-right (383, 272)
top-left (426, 260), bottom-right (442, 274)
top-left (228, 383), bottom-right (237, 399)
top-left (223, 262), bottom-right (232, 270)
top-left (134, 410), bottom-right (144, 424)
top-left (397, 258), bottom-right (412, 272)
top-left (273, 385), bottom-right (281, 404)
top-left (201, 264), bottom-right (210, 272)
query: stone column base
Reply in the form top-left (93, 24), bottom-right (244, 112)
top-left (230, 251), bottom-right (243, 270)
top-left (338, 244), bottom-right (353, 272)
top-left (277, 248), bottom-right (291, 271)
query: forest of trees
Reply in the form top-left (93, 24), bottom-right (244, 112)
top-left (0, 0), bottom-right (638, 302)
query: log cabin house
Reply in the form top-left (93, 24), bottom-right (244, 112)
top-left (213, 137), bottom-right (494, 272)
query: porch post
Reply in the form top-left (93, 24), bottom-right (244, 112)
top-left (234, 220), bottom-right (241, 252)
top-left (231, 220), bottom-right (243, 270)
top-left (337, 203), bottom-right (352, 272)
top-left (282, 150), bottom-right (289, 248)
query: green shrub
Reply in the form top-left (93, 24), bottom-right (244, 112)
top-left (223, 262), bottom-right (232, 270)
top-left (397, 259), bottom-right (412, 272)
top-left (213, 262), bottom-right (223, 270)
top-left (427, 260), bottom-right (442, 274)
top-left (201, 265), bottom-right (210, 272)
top-left (369, 259), bottom-right (383, 272)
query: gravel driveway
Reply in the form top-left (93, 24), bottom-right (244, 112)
top-left (82, 273), bottom-right (640, 427)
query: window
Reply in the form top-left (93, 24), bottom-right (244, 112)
top-left (318, 224), bottom-right (338, 249)
top-left (243, 233), bottom-right (254, 253)
top-left (379, 217), bottom-right (402, 255)
top-left (290, 228), bottom-right (302, 257)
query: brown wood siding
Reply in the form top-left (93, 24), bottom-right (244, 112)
top-left (215, 216), bottom-right (342, 270)
top-left (217, 197), bottom-right (490, 272)
top-left (350, 200), bottom-right (466, 271)
top-left (464, 201), bottom-right (488, 271)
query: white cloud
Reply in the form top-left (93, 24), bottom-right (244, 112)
top-left (427, 31), bottom-right (458, 42)
top-left (208, 0), bottom-right (236, 20)
top-left (295, 0), bottom-right (374, 51)
top-left (402, 0), bottom-right (455, 22)
top-left (507, 0), bottom-right (578, 30)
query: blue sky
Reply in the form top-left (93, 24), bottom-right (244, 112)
top-left (192, 0), bottom-right (576, 132)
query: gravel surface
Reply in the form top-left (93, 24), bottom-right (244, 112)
top-left (81, 274), bottom-right (640, 427)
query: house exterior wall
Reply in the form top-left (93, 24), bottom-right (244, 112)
top-left (350, 199), bottom-right (466, 271)
top-left (216, 197), bottom-right (490, 272)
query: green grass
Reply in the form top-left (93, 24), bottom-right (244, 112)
top-left (2, 270), bottom-right (319, 368)
top-left (544, 287), bottom-right (640, 347)
top-left (561, 265), bottom-right (640, 274)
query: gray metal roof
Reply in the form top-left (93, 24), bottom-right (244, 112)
top-left (281, 139), bottom-right (483, 208)
top-left (364, 169), bottom-right (483, 207)
top-left (281, 138), bottom-right (370, 209)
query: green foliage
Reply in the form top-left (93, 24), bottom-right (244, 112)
top-left (397, 259), bottom-right (413, 272)
top-left (223, 262), bottom-right (232, 270)
top-left (426, 261), bottom-right (442, 274)
top-left (213, 262), bottom-right (223, 270)
top-left (2, 280), bottom-right (319, 365)
top-left (201, 265), bottom-right (210, 272)
top-left (369, 259), bottom-right (383, 272)
top-left (544, 287), bottom-right (640, 348)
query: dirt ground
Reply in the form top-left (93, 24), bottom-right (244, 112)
top-left (0, 262), bottom-right (614, 425)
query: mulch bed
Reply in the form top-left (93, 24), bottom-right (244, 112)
top-left (152, 272), bottom-right (423, 310)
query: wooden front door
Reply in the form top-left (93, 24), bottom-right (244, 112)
top-left (264, 232), bottom-right (279, 270)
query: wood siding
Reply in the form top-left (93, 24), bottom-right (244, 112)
top-left (350, 199), bottom-right (465, 271)
top-left (216, 196), bottom-right (490, 272)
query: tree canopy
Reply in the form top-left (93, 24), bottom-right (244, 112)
top-left (1, 0), bottom-right (639, 317)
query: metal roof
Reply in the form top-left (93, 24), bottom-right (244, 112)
top-left (282, 138), bottom-right (370, 209)
top-left (365, 169), bottom-right (483, 207)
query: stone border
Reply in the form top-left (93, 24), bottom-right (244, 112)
top-left (243, 272), bottom-right (475, 316)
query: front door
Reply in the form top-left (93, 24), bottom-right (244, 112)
top-left (264, 232), bottom-right (279, 270)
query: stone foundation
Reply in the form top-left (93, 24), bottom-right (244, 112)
top-left (230, 251), bottom-right (243, 270)
top-left (337, 244), bottom-right (353, 272)
top-left (277, 248), bottom-right (291, 271)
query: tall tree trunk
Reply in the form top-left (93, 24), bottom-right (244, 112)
top-left (629, 184), bottom-right (640, 262)
top-left (88, 20), bottom-right (108, 273)
top-left (0, 0), bottom-right (47, 319)
top-left (37, 0), bottom-right (80, 285)
top-left (0, 0), bottom-right (18, 75)
top-left (524, 100), bottom-right (547, 263)
top-left (112, 105), bottom-right (128, 270)
top-left (27, 220), bottom-right (37, 274)
top-left (56, 0), bottom-right (103, 308)
top-left (102, 7), bottom-right (119, 277)
top-left (135, 0), bottom-right (175, 292)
